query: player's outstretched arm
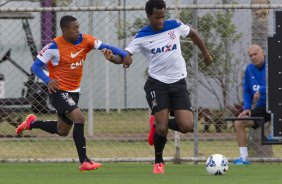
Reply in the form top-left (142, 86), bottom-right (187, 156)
top-left (188, 28), bottom-right (213, 66)
top-left (98, 43), bottom-right (128, 59)
top-left (101, 48), bottom-right (123, 64)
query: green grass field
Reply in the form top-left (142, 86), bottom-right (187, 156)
top-left (0, 162), bottom-right (281, 184)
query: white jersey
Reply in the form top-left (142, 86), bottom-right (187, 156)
top-left (125, 19), bottom-right (190, 84)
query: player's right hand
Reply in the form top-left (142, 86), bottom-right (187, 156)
top-left (47, 79), bottom-right (59, 94)
top-left (123, 55), bottom-right (132, 68)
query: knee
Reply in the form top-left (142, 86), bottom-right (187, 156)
top-left (156, 123), bottom-right (168, 137)
top-left (73, 116), bottom-right (85, 124)
top-left (57, 129), bottom-right (70, 137)
top-left (234, 121), bottom-right (245, 130)
top-left (179, 120), bottom-right (194, 133)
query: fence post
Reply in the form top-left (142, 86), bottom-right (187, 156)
top-left (174, 131), bottom-right (181, 164)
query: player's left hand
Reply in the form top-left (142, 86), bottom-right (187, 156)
top-left (203, 53), bottom-right (213, 66)
top-left (123, 55), bottom-right (132, 68)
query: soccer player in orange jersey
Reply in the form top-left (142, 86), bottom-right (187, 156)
top-left (16, 15), bottom-right (132, 171)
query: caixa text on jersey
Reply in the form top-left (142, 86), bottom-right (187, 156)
top-left (151, 44), bottom-right (177, 54)
top-left (70, 58), bottom-right (85, 69)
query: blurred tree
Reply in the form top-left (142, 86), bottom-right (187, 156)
top-left (251, 0), bottom-right (270, 51)
top-left (179, 1), bottom-right (243, 112)
top-left (179, 1), bottom-right (244, 132)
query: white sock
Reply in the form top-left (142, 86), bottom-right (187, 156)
top-left (239, 147), bottom-right (248, 161)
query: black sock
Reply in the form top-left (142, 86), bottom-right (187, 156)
top-left (30, 120), bottom-right (58, 134)
top-left (73, 123), bottom-right (88, 164)
top-left (154, 133), bottom-right (167, 164)
top-left (168, 119), bottom-right (180, 131)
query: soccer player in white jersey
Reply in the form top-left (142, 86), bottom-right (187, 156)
top-left (105, 0), bottom-right (213, 174)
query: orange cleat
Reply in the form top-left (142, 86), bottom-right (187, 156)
top-left (16, 114), bottom-right (36, 135)
top-left (153, 163), bottom-right (164, 174)
top-left (79, 161), bottom-right (103, 171)
top-left (148, 115), bottom-right (155, 145)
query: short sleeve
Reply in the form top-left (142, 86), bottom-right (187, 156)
top-left (125, 37), bottom-right (141, 55)
top-left (177, 20), bottom-right (191, 37)
top-left (94, 39), bottom-right (102, 50)
top-left (37, 42), bottom-right (54, 64)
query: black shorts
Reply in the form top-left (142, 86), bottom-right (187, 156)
top-left (144, 77), bottom-right (192, 114)
top-left (49, 90), bottom-right (79, 125)
top-left (251, 106), bottom-right (271, 129)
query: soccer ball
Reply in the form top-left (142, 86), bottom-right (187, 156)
top-left (205, 154), bottom-right (229, 175)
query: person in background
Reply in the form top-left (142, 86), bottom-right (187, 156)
top-left (233, 44), bottom-right (270, 165)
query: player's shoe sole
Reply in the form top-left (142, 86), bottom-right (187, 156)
top-left (16, 114), bottom-right (36, 135)
top-left (79, 161), bottom-right (103, 171)
top-left (148, 115), bottom-right (155, 145)
top-left (153, 163), bottom-right (164, 174)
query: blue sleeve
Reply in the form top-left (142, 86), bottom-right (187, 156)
top-left (243, 68), bottom-right (253, 110)
top-left (31, 59), bottom-right (50, 84)
top-left (98, 43), bottom-right (128, 58)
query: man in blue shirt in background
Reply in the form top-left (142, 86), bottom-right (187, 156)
top-left (233, 44), bottom-right (271, 165)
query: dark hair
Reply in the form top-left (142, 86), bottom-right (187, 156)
top-left (60, 15), bottom-right (77, 30)
top-left (145, 0), bottom-right (166, 15)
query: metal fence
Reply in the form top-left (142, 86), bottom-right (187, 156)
top-left (0, 0), bottom-right (282, 163)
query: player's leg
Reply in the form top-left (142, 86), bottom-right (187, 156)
top-left (144, 77), bottom-right (170, 174)
top-left (168, 78), bottom-right (194, 133)
top-left (56, 91), bottom-right (102, 171)
top-left (154, 109), bottom-right (169, 155)
top-left (56, 113), bottom-right (73, 136)
top-left (148, 110), bottom-right (171, 146)
top-left (31, 118), bottom-right (59, 134)
top-left (171, 110), bottom-right (193, 133)
top-left (153, 109), bottom-right (169, 174)
top-left (16, 92), bottom-right (61, 135)
top-left (144, 77), bottom-right (168, 146)
top-left (67, 108), bottom-right (86, 161)
top-left (67, 107), bottom-right (102, 171)
top-left (22, 112), bottom-right (73, 136)
top-left (148, 109), bottom-right (176, 145)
